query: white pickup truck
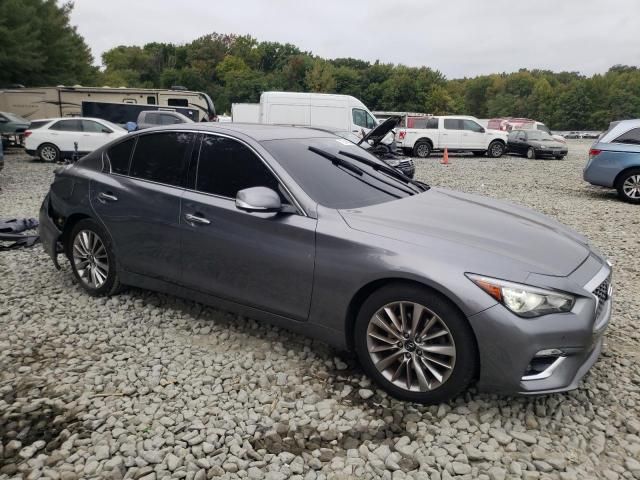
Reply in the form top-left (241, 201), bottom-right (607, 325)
top-left (396, 115), bottom-right (509, 158)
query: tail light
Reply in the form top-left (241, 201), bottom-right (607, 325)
top-left (398, 130), bottom-right (406, 140)
top-left (589, 148), bottom-right (602, 159)
top-left (23, 130), bottom-right (32, 138)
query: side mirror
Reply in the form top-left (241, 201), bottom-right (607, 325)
top-left (479, 127), bottom-right (485, 133)
top-left (102, 128), bottom-right (112, 134)
top-left (235, 187), bottom-right (282, 213)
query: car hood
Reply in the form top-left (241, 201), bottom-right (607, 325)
top-left (339, 188), bottom-right (590, 277)
top-left (530, 140), bottom-right (566, 148)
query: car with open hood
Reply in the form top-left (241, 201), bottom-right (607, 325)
top-left (39, 123), bottom-right (612, 403)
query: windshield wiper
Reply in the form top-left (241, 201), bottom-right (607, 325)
top-left (307, 146), bottom-right (406, 198)
top-left (338, 150), bottom-right (430, 192)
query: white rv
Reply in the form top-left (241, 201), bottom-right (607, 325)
top-left (232, 92), bottom-right (378, 135)
top-left (0, 86), bottom-right (216, 122)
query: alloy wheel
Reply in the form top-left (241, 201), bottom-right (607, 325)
top-left (623, 175), bottom-right (640, 199)
top-left (366, 301), bottom-right (456, 392)
top-left (41, 145), bottom-right (57, 162)
top-left (415, 144), bottom-right (430, 157)
top-left (491, 143), bottom-right (503, 157)
top-left (72, 230), bottom-right (109, 289)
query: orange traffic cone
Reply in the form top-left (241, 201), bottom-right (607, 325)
top-left (441, 147), bottom-right (449, 165)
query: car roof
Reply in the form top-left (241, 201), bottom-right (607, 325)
top-left (600, 119), bottom-right (640, 143)
top-left (144, 122), bottom-right (338, 141)
top-left (31, 117), bottom-right (110, 123)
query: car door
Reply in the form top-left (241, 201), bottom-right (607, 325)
top-left (351, 108), bottom-right (376, 138)
top-left (180, 133), bottom-right (316, 321)
top-left (48, 119), bottom-right (83, 153)
top-left (90, 131), bottom-right (195, 281)
top-left (81, 120), bottom-right (113, 152)
top-left (461, 119), bottom-right (486, 149)
top-left (441, 118), bottom-right (462, 149)
top-left (507, 131), bottom-right (519, 153)
top-left (517, 131), bottom-right (528, 154)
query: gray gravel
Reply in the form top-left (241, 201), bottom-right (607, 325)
top-left (1, 142), bottom-right (639, 480)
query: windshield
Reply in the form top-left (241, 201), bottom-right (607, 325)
top-left (527, 131), bottom-right (554, 141)
top-left (261, 137), bottom-right (415, 209)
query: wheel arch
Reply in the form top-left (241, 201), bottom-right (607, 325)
top-left (415, 137), bottom-right (434, 148)
top-left (614, 165), bottom-right (640, 188)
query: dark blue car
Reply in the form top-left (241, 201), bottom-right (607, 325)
top-left (584, 120), bottom-right (640, 203)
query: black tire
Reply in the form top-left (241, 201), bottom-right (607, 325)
top-left (353, 283), bottom-right (478, 404)
top-left (65, 218), bottom-right (122, 296)
top-left (472, 151), bottom-right (485, 157)
top-left (487, 141), bottom-right (505, 158)
top-left (555, 155), bottom-right (565, 160)
top-left (526, 147), bottom-right (537, 160)
top-left (37, 143), bottom-right (60, 163)
top-left (615, 168), bottom-right (640, 204)
top-left (413, 141), bottom-right (432, 158)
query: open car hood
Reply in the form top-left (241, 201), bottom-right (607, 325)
top-left (359, 116), bottom-right (401, 147)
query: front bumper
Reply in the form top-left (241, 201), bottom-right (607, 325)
top-left (535, 148), bottom-right (568, 157)
top-left (39, 194), bottom-right (63, 269)
top-left (468, 260), bottom-right (612, 395)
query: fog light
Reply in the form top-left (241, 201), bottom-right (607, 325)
top-left (522, 349), bottom-right (566, 381)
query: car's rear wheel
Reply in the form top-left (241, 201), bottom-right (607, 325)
top-left (354, 283), bottom-right (477, 403)
top-left (487, 141), bottom-right (505, 158)
top-left (37, 143), bottom-right (60, 162)
top-left (66, 219), bottom-right (121, 296)
top-left (616, 168), bottom-right (640, 204)
top-left (413, 141), bottom-right (431, 158)
top-left (526, 147), bottom-right (537, 160)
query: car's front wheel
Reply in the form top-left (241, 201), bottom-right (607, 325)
top-left (66, 218), bottom-right (121, 296)
top-left (37, 143), bottom-right (60, 162)
top-left (487, 141), bottom-right (505, 158)
top-left (616, 168), bottom-right (640, 204)
top-left (354, 283), bottom-right (477, 403)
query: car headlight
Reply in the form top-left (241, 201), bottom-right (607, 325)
top-left (386, 159), bottom-right (401, 167)
top-left (466, 274), bottom-right (575, 317)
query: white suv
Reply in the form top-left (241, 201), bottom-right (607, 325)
top-left (24, 117), bottom-right (127, 162)
top-left (396, 116), bottom-right (509, 158)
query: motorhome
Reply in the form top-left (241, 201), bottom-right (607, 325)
top-left (0, 86), bottom-right (216, 121)
top-left (232, 92), bottom-right (378, 135)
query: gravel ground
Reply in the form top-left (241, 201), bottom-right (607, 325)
top-left (1, 141), bottom-right (639, 480)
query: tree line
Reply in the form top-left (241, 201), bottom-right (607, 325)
top-left (1, 1), bottom-right (639, 130)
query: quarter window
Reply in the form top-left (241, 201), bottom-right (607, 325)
top-left (444, 119), bottom-right (462, 130)
top-left (107, 138), bottom-right (136, 175)
top-left (50, 119), bottom-right (83, 132)
top-left (196, 136), bottom-right (284, 200)
top-left (129, 132), bottom-right (194, 186)
top-left (613, 128), bottom-right (640, 145)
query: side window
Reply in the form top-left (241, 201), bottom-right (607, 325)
top-left (196, 135), bottom-right (286, 201)
top-left (352, 108), bottom-right (367, 128)
top-left (537, 124), bottom-right (550, 133)
top-left (518, 132), bottom-right (527, 141)
top-left (412, 118), bottom-right (428, 129)
top-left (147, 96), bottom-right (156, 105)
top-left (160, 114), bottom-right (181, 125)
top-left (462, 120), bottom-right (483, 132)
top-left (168, 98), bottom-right (189, 107)
top-left (365, 112), bottom-right (376, 129)
top-left (50, 119), bottom-right (83, 132)
top-left (444, 119), bottom-right (461, 130)
top-left (508, 131), bottom-right (518, 141)
top-left (613, 128), bottom-right (640, 145)
top-left (146, 113), bottom-right (161, 124)
top-left (107, 138), bottom-right (136, 175)
top-left (426, 117), bottom-right (439, 129)
top-left (129, 132), bottom-right (194, 186)
top-left (82, 120), bottom-right (110, 133)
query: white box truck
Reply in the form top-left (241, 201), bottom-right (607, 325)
top-left (231, 92), bottom-right (378, 135)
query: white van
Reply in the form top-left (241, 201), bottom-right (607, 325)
top-left (232, 92), bottom-right (378, 135)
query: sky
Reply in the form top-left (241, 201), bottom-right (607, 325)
top-left (68, 0), bottom-right (640, 79)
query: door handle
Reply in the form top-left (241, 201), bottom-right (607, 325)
top-left (98, 192), bottom-right (118, 202)
top-left (185, 213), bottom-right (210, 225)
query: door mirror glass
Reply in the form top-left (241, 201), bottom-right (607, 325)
top-left (236, 187), bottom-right (282, 213)
top-left (102, 128), bottom-right (112, 134)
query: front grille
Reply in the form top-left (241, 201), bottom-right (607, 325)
top-left (398, 159), bottom-right (414, 168)
top-left (593, 275), bottom-right (611, 319)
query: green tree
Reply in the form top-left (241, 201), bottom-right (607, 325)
top-left (305, 60), bottom-right (336, 92)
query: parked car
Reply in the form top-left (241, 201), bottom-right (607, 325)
top-left (136, 110), bottom-right (194, 130)
top-left (564, 131), bottom-right (582, 139)
top-left (313, 117), bottom-right (416, 178)
top-left (231, 92), bottom-right (378, 136)
top-left (40, 123), bottom-right (612, 403)
top-left (0, 111), bottom-right (30, 147)
top-left (24, 117), bottom-right (127, 162)
top-left (507, 129), bottom-right (568, 159)
top-left (584, 119), bottom-right (640, 203)
top-left (396, 116), bottom-right (508, 158)
top-left (82, 101), bottom-right (200, 126)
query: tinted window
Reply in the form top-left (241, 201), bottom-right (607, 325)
top-left (536, 123), bottom-right (551, 133)
top-left (508, 131), bottom-right (519, 140)
top-left (353, 109), bottom-right (376, 129)
top-left (168, 98), bottom-right (189, 107)
top-left (145, 113), bottom-right (161, 124)
top-left (147, 96), bottom-right (156, 105)
top-left (444, 119), bottom-right (462, 130)
top-left (129, 132), bottom-right (193, 186)
top-left (28, 121), bottom-right (49, 130)
top-left (50, 119), bottom-right (83, 132)
top-left (160, 114), bottom-right (182, 125)
top-left (107, 138), bottom-right (135, 175)
top-left (196, 136), bottom-right (283, 199)
top-left (82, 120), bottom-right (110, 133)
top-left (426, 117), bottom-right (439, 129)
top-left (613, 128), bottom-right (640, 145)
top-left (261, 138), bottom-right (412, 209)
top-left (462, 120), bottom-right (483, 132)
top-left (411, 118), bottom-right (428, 129)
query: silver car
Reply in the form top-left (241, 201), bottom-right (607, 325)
top-left (39, 124), bottom-right (612, 403)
